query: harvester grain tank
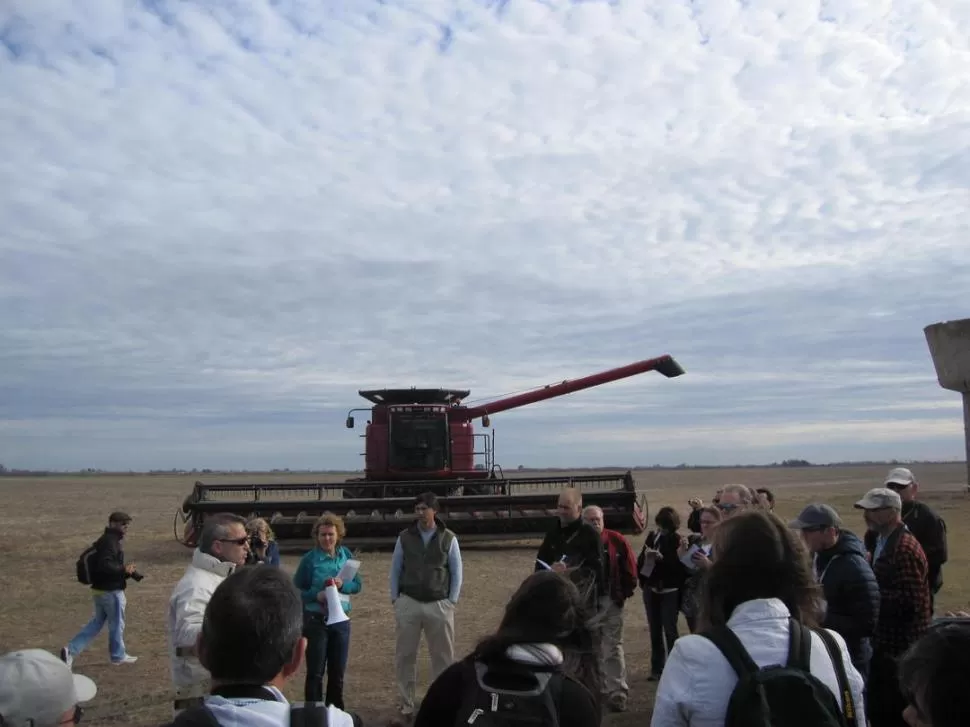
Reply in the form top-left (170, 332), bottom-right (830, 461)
top-left (175, 354), bottom-right (685, 547)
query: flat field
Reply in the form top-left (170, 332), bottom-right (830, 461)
top-left (1, 463), bottom-right (967, 726)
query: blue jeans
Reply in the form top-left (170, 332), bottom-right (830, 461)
top-left (303, 612), bottom-right (351, 708)
top-left (67, 590), bottom-right (128, 662)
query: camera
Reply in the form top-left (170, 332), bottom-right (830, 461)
top-left (250, 535), bottom-right (267, 550)
top-left (130, 571), bottom-right (145, 582)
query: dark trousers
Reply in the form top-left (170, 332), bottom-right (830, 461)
top-left (643, 589), bottom-right (680, 675)
top-left (866, 649), bottom-right (907, 727)
top-left (303, 612), bottom-right (351, 708)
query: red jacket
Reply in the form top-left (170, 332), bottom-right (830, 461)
top-left (601, 528), bottom-right (637, 606)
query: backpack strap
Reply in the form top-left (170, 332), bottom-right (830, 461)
top-left (815, 627), bottom-right (856, 725)
top-left (290, 702), bottom-right (329, 727)
top-left (166, 705), bottom-right (221, 727)
top-left (700, 625), bottom-right (761, 679)
top-left (785, 618), bottom-right (812, 671)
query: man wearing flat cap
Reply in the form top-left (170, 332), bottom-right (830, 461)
top-left (790, 503), bottom-right (880, 684)
top-left (865, 467), bottom-right (947, 613)
top-left (0, 648), bottom-right (97, 727)
top-left (61, 511), bottom-right (139, 668)
top-left (855, 488), bottom-right (930, 727)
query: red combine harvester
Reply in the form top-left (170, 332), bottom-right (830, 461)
top-left (175, 354), bottom-right (685, 547)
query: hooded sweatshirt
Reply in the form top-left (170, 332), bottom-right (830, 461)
top-left (165, 685), bottom-right (357, 727)
top-left (202, 685), bottom-right (356, 727)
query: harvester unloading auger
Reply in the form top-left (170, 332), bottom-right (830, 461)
top-left (175, 354), bottom-right (685, 548)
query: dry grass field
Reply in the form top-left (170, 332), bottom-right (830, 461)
top-left (1, 463), bottom-right (967, 726)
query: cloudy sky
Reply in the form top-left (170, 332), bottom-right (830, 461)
top-left (2, 1), bottom-right (969, 472)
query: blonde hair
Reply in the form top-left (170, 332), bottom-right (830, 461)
top-left (311, 512), bottom-right (346, 542)
top-left (245, 517), bottom-right (276, 542)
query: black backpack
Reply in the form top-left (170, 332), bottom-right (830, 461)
top-left (453, 659), bottom-right (564, 727)
top-left (701, 618), bottom-right (856, 727)
top-left (76, 542), bottom-right (99, 585)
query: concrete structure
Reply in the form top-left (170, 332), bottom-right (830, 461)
top-left (924, 318), bottom-right (970, 489)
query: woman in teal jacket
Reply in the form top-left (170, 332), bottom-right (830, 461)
top-left (293, 513), bottom-right (362, 709)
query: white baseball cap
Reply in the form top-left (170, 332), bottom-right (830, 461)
top-left (0, 649), bottom-right (97, 727)
top-left (884, 467), bottom-right (916, 487)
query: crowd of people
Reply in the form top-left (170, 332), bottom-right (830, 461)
top-left (0, 466), bottom-right (963, 727)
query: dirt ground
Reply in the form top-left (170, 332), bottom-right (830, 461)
top-left (0, 463), bottom-right (967, 726)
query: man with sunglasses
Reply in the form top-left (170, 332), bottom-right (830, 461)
top-left (0, 648), bottom-right (97, 727)
top-left (714, 483), bottom-right (755, 518)
top-left (168, 513), bottom-right (251, 716)
top-left (867, 468), bottom-right (948, 614)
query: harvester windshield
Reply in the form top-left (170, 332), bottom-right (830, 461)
top-left (388, 408), bottom-right (449, 471)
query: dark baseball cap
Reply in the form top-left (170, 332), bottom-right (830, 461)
top-left (108, 511), bottom-right (132, 524)
top-left (788, 504), bottom-right (841, 530)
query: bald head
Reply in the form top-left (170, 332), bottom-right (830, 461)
top-left (557, 487), bottom-right (582, 525)
top-left (582, 505), bottom-right (604, 534)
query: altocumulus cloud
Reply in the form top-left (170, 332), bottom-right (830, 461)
top-left (1, 0), bottom-right (969, 471)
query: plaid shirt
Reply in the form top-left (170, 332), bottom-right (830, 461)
top-left (867, 524), bottom-right (931, 657)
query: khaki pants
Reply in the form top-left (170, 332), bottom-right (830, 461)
top-left (598, 599), bottom-right (628, 697)
top-left (393, 594), bottom-right (456, 710)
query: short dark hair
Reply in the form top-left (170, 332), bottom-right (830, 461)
top-left (109, 511), bottom-right (132, 524)
top-left (655, 506), bottom-right (681, 532)
top-left (415, 491), bottom-right (439, 511)
top-left (199, 513), bottom-right (247, 554)
top-left (699, 509), bottom-right (821, 631)
top-left (198, 565), bottom-right (303, 684)
top-left (898, 622), bottom-right (970, 727)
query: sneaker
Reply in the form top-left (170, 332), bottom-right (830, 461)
top-left (111, 654), bottom-right (138, 665)
top-left (59, 647), bottom-right (73, 670)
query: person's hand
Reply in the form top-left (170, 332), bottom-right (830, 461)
top-left (677, 537), bottom-right (690, 558)
top-left (551, 561), bottom-right (567, 573)
top-left (692, 551), bottom-right (712, 569)
top-left (125, 563), bottom-right (137, 575)
top-left (332, 577), bottom-right (343, 589)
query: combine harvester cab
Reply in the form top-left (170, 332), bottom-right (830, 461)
top-left (175, 354), bottom-right (685, 548)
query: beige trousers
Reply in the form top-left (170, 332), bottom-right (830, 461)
top-left (393, 594), bottom-right (456, 710)
top-left (598, 598), bottom-right (628, 696)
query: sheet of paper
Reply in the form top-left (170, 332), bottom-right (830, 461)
top-left (639, 558), bottom-right (655, 578)
top-left (336, 559), bottom-right (360, 582)
top-left (679, 544), bottom-right (702, 571)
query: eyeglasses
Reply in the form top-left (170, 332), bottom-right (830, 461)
top-left (886, 482), bottom-right (909, 490)
top-left (218, 536), bottom-right (249, 546)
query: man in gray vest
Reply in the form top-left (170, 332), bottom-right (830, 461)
top-left (389, 491), bottom-right (463, 717)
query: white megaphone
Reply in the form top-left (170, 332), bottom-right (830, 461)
top-left (324, 581), bottom-right (350, 625)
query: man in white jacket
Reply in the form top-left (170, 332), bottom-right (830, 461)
top-left (162, 564), bottom-right (359, 727)
top-left (168, 513), bottom-right (251, 713)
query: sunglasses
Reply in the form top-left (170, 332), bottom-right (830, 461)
top-left (218, 536), bottom-right (249, 546)
top-left (716, 503), bottom-right (739, 511)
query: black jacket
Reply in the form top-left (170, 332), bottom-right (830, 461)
top-left (687, 509), bottom-right (702, 534)
top-left (903, 501), bottom-right (947, 593)
top-left (535, 518), bottom-right (605, 599)
top-left (816, 530), bottom-right (880, 674)
top-left (637, 530), bottom-right (689, 592)
top-left (90, 527), bottom-right (129, 591)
